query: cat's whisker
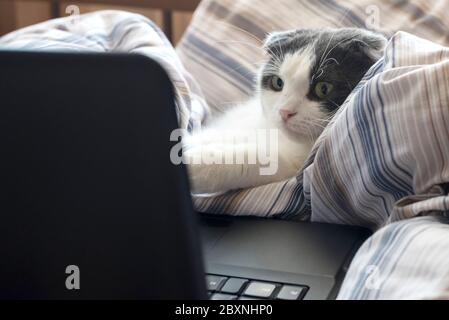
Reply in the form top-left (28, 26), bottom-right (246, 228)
top-left (326, 99), bottom-right (341, 110)
top-left (262, 63), bottom-right (279, 70)
top-left (263, 59), bottom-right (282, 69)
top-left (209, 21), bottom-right (286, 66)
top-left (316, 119), bottom-right (333, 124)
top-left (261, 39), bottom-right (285, 67)
top-left (262, 67), bottom-right (281, 76)
top-left (311, 68), bottom-right (324, 82)
top-left (224, 63), bottom-right (258, 77)
top-left (276, 39), bottom-right (286, 66)
top-left (213, 20), bottom-right (264, 45)
top-left (213, 40), bottom-right (266, 53)
top-left (262, 62), bottom-right (284, 76)
top-left (251, 60), bottom-right (281, 72)
top-left (303, 120), bottom-right (328, 131)
top-left (208, 40), bottom-right (283, 70)
top-left (317, 5), bottom-right (352, 71)
top-left (292, 119), bottom-right (324, 143)
top-left (343, 78), bottom-right (353, 91)
top-left (219, 58), bottom-right (282, 81)
top-left (318, 32), bottom-right (337, 74)
top-left (322, 57), bottom-right (340, 67)
top-left (318, 35), bottom-right (359, 73)
top-left (316, 4), bottom-right (354, 74)
top-left (264, 52), bottom-right (284, 68)
top-left (303, 116), bottom-right (337, 129)
top-left (316, 114), bottom-right (336, 121)
top-left (211, 21), bottom-right (285, 67)
top-left (310, 120), bottom-right (331, 128)
top-left (305, 125), bottom-right (318, 145)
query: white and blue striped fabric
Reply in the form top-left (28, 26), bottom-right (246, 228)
top-left (309, 31), bottom-right (449, 299)
top-left (339, 216), bottom-right (449, 299)
top-left (304, 31), bottom-right (449, 229)
top-left (2, 1), bottom-right (449, 299)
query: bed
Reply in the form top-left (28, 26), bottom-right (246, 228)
top-left (1, 0), bottom-right (449, 299)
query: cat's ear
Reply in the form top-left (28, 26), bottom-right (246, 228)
top-left (344, 30), bottom-right (387, 61)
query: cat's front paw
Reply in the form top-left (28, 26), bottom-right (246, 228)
top-left (183, 148), bottom-right (212, 194)
top-left (187, 163), bottom-right (229, 194)
top-left (186, 164), bottom-right (211, 194)
top-left (184, 148), bottom-right (226, 194)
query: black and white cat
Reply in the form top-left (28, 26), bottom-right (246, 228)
top-left (184, 28), bottom-right (386, 194)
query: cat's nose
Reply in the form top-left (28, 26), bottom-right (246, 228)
top-left (279, 109), bottom-right (297, 122)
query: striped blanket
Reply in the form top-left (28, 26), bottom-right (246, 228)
top-left (1, 1), bottom-right (449, 299)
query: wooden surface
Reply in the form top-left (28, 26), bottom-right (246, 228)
top-left (14, 1), bottom-right (51, 28)
top-left (0, 1), bottom-right (16, 35)
top-left (44, 0), bottom-right (201, 11)
top-left (0, 0), bottom-right (198, 42)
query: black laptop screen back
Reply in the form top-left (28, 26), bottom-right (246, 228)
top-left (0, 51), bottom-right (206, 299)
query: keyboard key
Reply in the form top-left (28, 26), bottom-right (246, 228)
top-left (276, 285), bottom-right (306, 300)
top-left (206, 275), bottom-right (227, 291)
top-left (211, 293), bottom-right (237, 300)
top-left (220, 278), bottom-right (248, 294)
top-left (239, 296), bottom-right (264, 300)
top-left (243, 281), bottom-right (276, 298)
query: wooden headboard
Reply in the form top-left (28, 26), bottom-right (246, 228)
top-left (0, 0), bottom-right (201, 42)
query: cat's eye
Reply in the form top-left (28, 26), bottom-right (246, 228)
top-left (315, 82), bottom-right (334, 99)
top-left (270, 75), bottom-right (284, 92)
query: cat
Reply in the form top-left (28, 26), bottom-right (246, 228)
top-left (183, 28), bottom-right (387, 194)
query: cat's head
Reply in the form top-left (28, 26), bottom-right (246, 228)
top-left (258, 28), bottom-right (387, 142)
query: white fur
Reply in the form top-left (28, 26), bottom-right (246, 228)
top-left (261, 48), bottom-right (325, 141)
top-left (185, 47), bottom-right (327, 194)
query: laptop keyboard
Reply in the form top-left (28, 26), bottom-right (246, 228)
top-left (206, 274), bottom-right (308, 300)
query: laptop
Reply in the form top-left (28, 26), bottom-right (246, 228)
top-left (0, 51), bottom-right (370, 300)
